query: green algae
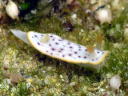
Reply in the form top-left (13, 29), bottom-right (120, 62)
top-left (0, 0), bottom-right (128, 96)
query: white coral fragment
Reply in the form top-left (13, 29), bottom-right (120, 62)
top-left (5, 0), bottom-right (19, 20)
top-left (109, 75), bottom-right (121, 90)
top-left (95, 8), bottom-right (112, 24)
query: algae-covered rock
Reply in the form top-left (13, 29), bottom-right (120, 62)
top-left (0, 0), bottom-right (128, 95)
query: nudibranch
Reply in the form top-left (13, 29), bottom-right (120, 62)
top-left (10, 29), bottom-right (109, 66)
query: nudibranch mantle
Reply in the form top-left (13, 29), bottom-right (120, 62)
top-left (11, 29), bottom-right (109, 65)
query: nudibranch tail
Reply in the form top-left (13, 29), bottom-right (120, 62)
top-left (10, 29), bottom-right (30, 44)
top-left (27, 31), bottom-right (109, 65)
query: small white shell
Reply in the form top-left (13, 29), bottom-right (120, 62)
top-left (5, 0), bottom-right (19, 20)
top-left (95, 8), bottom-right (112, 24)
top-left (109, 75), bottom-right (121, 90)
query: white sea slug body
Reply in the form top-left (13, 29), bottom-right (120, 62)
top-left (10, 29), bottom-right (109, 66)
top-left (5, 0), bottom-right (19, 20)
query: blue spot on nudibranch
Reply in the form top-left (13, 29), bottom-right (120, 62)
top-left (74, 51), bottom-right (77, 54)
top-left (67, 42), bottom-right (71, 45)
top-left (83, 56), bottom-right (87, 59)
top-left (69, 46), bottom-right (73, 48)
top-left (58, 50), bottom-right (61, 52)
top-left (79, 49), bottom-right (81, 51)
top-left (78, 56), bottom-right (81, 58)
top-left (78, 45), bottom-right (81, 48)
top-left (37, 42), bottom-right (40, 45)
top-left (51, 48), bottom-right (55, 51)
top-left (52, 38), bottom-right (55, 41)
top-left (68, 53), bottom-right (72, 56)
top-left (34, 35), bottom-right (38, 37)
top-left (55, 42), bottom-right (59, 45)
top-left (62, 54), bottom-right (65, 57)
top-left (49, 44), bottom-right (52, 46)
top-left (60, 48), bottom-right (64, 51)
top-left (59, 39), bottom-right (63, 41)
